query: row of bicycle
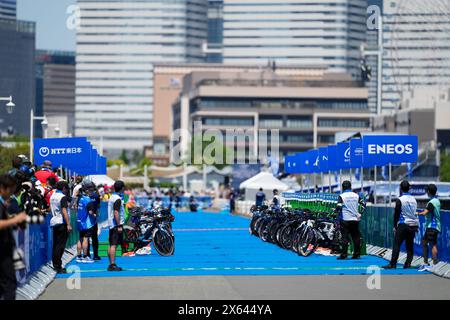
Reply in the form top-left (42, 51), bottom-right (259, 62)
top-left (249, 205), bottom-right (343, 257)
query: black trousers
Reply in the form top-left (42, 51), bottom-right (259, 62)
top-left (52, 224), bottom-right (69, 270)
top-left (0, 254), bottom-right (16, 300)
top-left (86, 223), bottom-right (99, 258)
top-left (340, 221), bottom-right (361, 257)
top-left (390, 223), bottom-right (418, 267)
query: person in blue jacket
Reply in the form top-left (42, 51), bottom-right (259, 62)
top-left (76, 181), bottom-right (98, 263)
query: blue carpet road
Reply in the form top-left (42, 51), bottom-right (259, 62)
top-left (57, 211), bottom-right (423, 278)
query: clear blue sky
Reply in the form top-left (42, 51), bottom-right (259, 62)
top-left (17, 0), bottom-right (76, 52)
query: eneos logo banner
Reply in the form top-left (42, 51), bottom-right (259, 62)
top-left (362, 135), bottom-right (418, 166)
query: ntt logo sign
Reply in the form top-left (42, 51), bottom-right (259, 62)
top-left (363, 135), bottom-right (418, 166)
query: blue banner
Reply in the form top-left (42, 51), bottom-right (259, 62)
top-left (34, 137), bottom-right (92, 168)
top-left (284, 155), bottom-right (297, 174)
top-left (308, 150), bottom-right (320, 173)
top-left (296, 152), bottom-right (311, 174)
top-left (327, 145), bottom-right (339, 171)
top-left (362, 135), bottom-right (418, 166)
top-left (350, 139), bottom-right (364, 168)
top-left (318, 147), bottom-right (328, 172)
top-left (337, 142), bottom-right (351, 170)
top-left (72, 148), bottom-right (101, 175)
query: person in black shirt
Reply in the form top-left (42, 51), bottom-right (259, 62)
top-left (0, 174), bottom-right (28, 300)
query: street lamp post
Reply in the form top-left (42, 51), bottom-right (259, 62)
top-left (30, 108), bottom-right (47, 163)
top-left (0, 96), bottom-right (15, 114)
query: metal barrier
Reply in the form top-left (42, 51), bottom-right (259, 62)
top-left (134, 196), bottom-right (213, 210)
top-left (361, 206), bottom-right (450, 263)
top-left (15, 202), bottom-right (109, 299)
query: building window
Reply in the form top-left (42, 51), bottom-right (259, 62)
top-left (318, 119), bottom-right (370, 128)
top-left (203, 117), bottom-right (253, 126)
top-left (260, 118), bottom-right (283, 128)
top-left (318, 135), bottom-right (335, 144)
top-left (286, 119), bottom-right (312, 129)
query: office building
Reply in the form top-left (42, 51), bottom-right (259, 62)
top-left (0, 0), bottom-right (16, 20)
top-left (222, 0), bottom-right (368, 79)
top-left (152, 63), bottom-right (327, 166)
top-left (381, 0), bottom-right (450, 113)
top-left (75, 0), bottom-right (208, 157)
top-left (36, 50), bottom-right (76, 137)
top-left (0, 17), bottom-right (35, 137)
top-left (206, 0), bottom-right (223, 63)
top-left (172, 70), bottom-right (371, 164)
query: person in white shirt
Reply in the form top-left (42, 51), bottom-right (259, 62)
top-left (383, 180), bottom-right (419, 269)
top-left (335, 181), bottom-right (366, 260)
top-left (49, 181), bottom-right (72, 274)
top-left (107, 180), bottom-right (126, 271)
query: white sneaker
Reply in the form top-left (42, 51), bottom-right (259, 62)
top-left (136, 246), bottom-right (152, 255)
top-left (76, 256), bottom-right (83, 263)
top-left (418, 264), bottom-right (431, 272)
top-left (82, 257), bottom-right (95, 264)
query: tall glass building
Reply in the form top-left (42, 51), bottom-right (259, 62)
top-left (0, 0), bottom-right (16, 20)
top-left (222, 0), bottom-right (368, 79)
top-left (206, 0), bottom-right (223, 63)
top-left (382, 0), bottom-right (450, 113)
top-left (75, 0), bottom-right (208, 156)
top-left (0, 17), bottom-right (35, 137)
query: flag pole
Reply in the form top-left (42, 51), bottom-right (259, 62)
top-left (373, 166), bottom-right (377, 205)
top-left (388, 162), bottom-right (392, 206)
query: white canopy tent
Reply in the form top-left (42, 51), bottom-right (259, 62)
top-left (239, 172), bottom-right (289, 201)
top-left (85, 175), bottom-right (115, 187)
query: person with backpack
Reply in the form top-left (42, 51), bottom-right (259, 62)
top-left (418, 184), bottom-right (441, 271)
top-left (75, 181), bottom-right (98, 264)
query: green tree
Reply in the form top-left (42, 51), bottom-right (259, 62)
top-left (107, 159), bottom-right (125, 167)
top-left (187, 133), bottom-right (233, 170)
top-left (440, 154), bottom-right (450, 182)
top-left (130, 157), bottom-right (153, 176)
top-left (119, 149), bottom-right (130, 165)
top-left (0, 144), bottom-right (30, 175)
top-left (131, 150), bottom-right (144, 165)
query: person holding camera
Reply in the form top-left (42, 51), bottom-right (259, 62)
top-left (0, 174), bottom-right (28, 300)
top-left (49, 181), bottom-right (72, 274)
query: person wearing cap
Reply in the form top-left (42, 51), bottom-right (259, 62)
top-left (418, 184), bottom-right (441, 271)
top-left (383, 180), bottom-right (419, 269)
top-left (35, 160), bottom-right (59, 186)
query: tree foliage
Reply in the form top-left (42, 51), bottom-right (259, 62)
top-left (0, 143), bottom-right (29, 175)
top-left (440, 154), bottom-right (450, 182)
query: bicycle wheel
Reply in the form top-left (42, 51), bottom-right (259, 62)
top-left (123, 225), bottom-right (140, 243)
top-left (152, 228), bottom-right (175, 256)
top-left (297, 228), bottom-right (318, 257)
top-left (280, 225), bottom-right (295, 250)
